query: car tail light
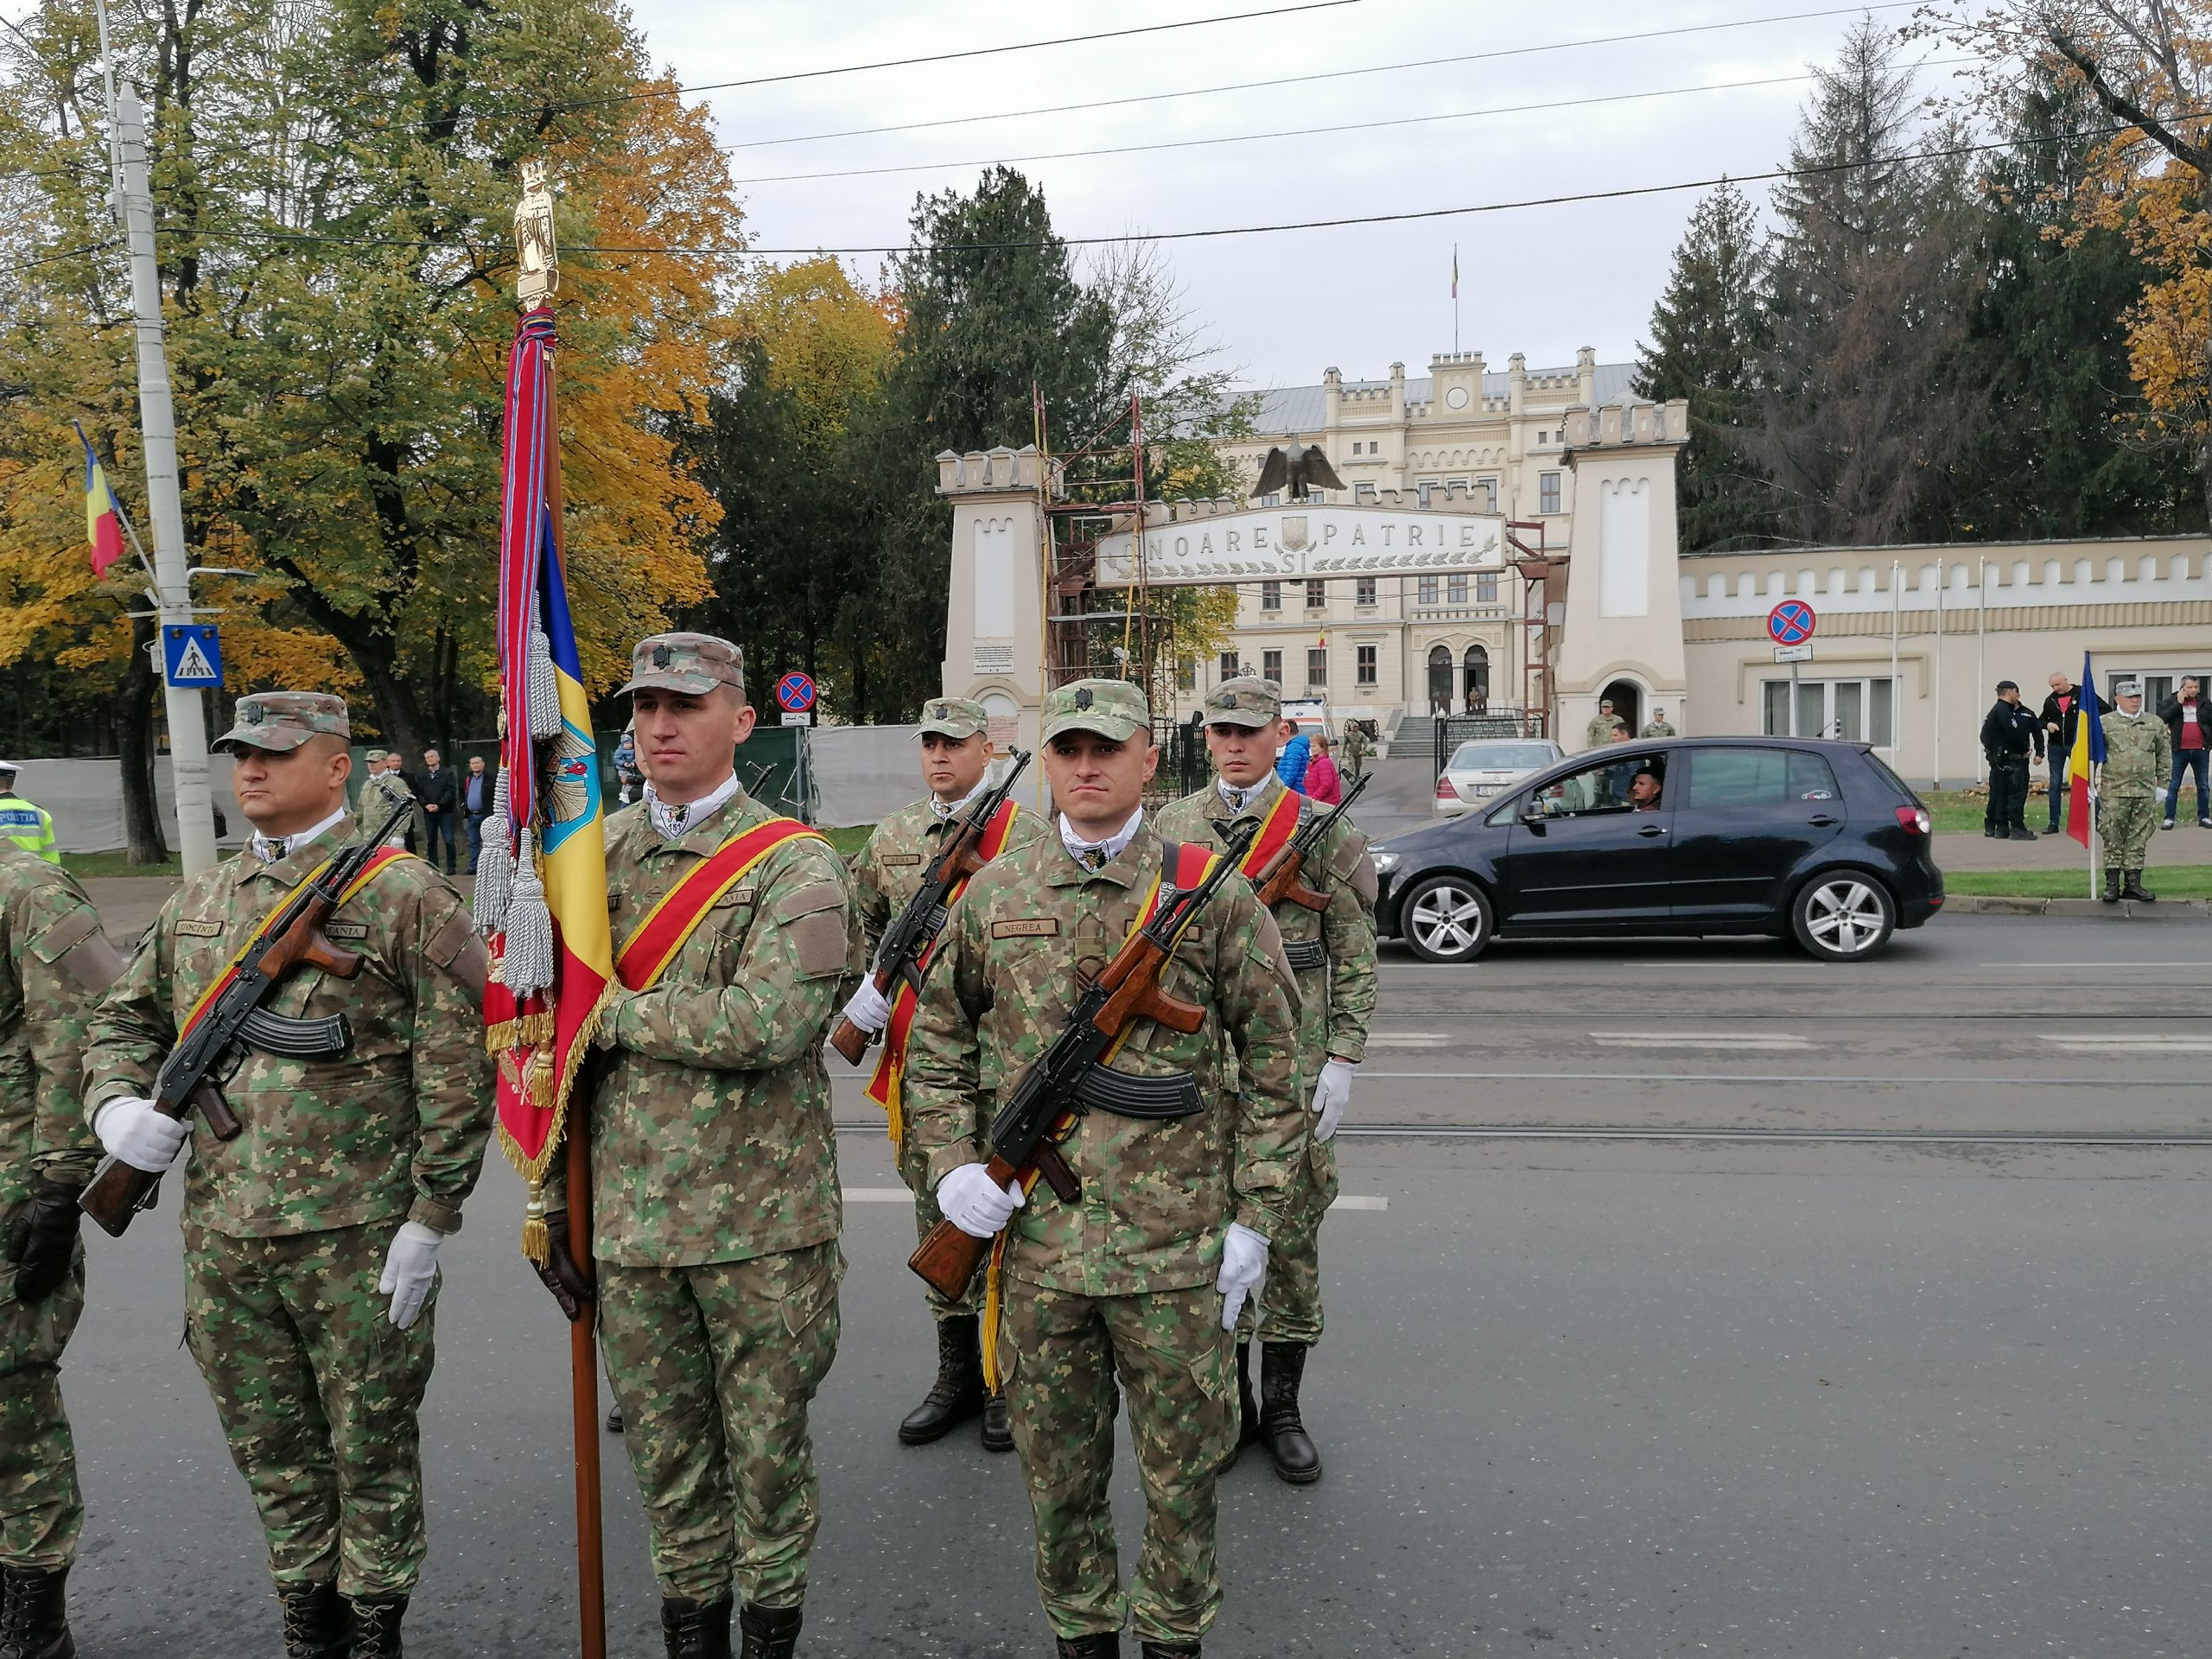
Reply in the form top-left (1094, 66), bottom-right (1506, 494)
top-left (1895, 804), bottom-right (1930, 836)
top-left (1436, 776), bottom-right (1459, 801)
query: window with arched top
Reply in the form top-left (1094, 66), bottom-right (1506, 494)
top-left (1463, 644), bottom-right (1491, 709)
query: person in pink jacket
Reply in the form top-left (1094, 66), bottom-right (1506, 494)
top-left (1304, 733), bottom-right (1344, 804)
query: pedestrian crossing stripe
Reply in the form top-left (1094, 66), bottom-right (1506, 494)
top-left (166, 634), bottom-right (219, 685)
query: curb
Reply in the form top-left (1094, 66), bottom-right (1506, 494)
top-left (1947, 894), bottom-right (2211, 918)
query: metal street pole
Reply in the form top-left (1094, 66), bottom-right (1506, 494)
top-left (111, 82), bottom-right (217, 874)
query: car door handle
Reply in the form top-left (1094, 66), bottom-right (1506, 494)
top-left (1636, 824), bottom-right (1667, 838)
top-left (1808, 814), bottom-right (1840, 827)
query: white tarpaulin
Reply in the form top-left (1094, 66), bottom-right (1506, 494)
top-left (7, 756), bottom-right (246, 855)
top-left (807, 725), bottom-right (923, 827)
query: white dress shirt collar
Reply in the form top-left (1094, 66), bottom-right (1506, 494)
top-left (645, 772), bottom-right (741, 841)
top-left (1059, 808), bottom-right (1143, 871)
top-left (251, 804), bottom-right (348, 865)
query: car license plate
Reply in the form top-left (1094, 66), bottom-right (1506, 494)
top-left (1473, 784), bottom-right (1501, 797)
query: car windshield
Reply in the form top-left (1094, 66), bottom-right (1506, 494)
top-left (1449, 741), bottom-right (1554, 771)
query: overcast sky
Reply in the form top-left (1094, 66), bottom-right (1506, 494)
top-left (631, 0), bottom-right (1936, 397)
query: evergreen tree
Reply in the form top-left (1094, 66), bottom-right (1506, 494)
top-left (1632, 180), bottom-right (1779, 550)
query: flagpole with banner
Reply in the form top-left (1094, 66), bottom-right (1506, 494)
top-left (474, 160), bottom-right (614, 1659)
top-left (2065, 650), bottom-right (2106, 898)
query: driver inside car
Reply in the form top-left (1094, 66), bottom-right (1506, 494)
top-left (1628, 767), bottom-right (1663, 811)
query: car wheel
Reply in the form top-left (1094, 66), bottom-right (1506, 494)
top-left (1400, 874), bottom-right (1494, 963)
top-left (1790, 873), bottom-right (1895, 961)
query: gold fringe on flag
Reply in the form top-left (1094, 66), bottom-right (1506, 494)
top-left (980, 1231), bottom-right (1011, 1393)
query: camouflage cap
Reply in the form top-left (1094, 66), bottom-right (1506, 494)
top-left (1042, 677), bottom-right (1148, 743)
top-left (617, 632), bottom-right (746, 698)
top-left (916, 696), bottom-right (990, 741)
top-left (1203, 676), bottom-right (1283, 730)
top-left (214, 691), bottom-right (350, 753)
top-left (364, 748), bottom-right (391, 764)
top-left (2114, 678), bottom-right (2144, 698)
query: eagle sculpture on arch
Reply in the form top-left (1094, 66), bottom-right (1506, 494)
top-left (1251, 443), bottom-right (1346, 501)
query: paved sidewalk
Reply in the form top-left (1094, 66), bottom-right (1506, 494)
top-left (1936, 823), bottom-right (2212, 873)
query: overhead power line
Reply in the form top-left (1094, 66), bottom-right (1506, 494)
top-left (719, 1), bottom-right (1919, 155)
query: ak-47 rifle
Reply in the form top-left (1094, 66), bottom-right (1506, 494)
top-left (79, 796), bottom-right (414, 1238)
top-left (908, 820), bottom-right (1258, 1301)
top-left (828, 748), bottom-right (1033, 1065)
top-left (1245, 769), bottom-right (1373, 912)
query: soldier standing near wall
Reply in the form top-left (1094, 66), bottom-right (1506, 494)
top-left (1154, 678), bottom-right (1376, 1485)
top-left (843, 696), bottom-right (1043, 1452)
top-left (0, 847), bottom-right (122, 1658)
top-left (2099, 680), bottom-right (2171, 903)
top-left (905, 678), bottom-right (1305, 1659)
top-left (1585, 699), bottom-right (1625, 749)
top-left (1639, 707), bottom-right (1676, 738)
top-left (532, 633), bottom-right (856, 1659)
top-left (82, 692), bottom-right (493, 1659)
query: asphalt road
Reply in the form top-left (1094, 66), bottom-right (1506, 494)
top-left (53, 915), bottom-right (2211, 1657)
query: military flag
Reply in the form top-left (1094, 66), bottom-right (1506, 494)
top-left (2066, 649), bottom-right (2105, 851)
top-left (73, 423), bottom-right (125, 578)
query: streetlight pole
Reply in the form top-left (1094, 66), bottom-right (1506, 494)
top-left (109, 77), bottom-right (218, 874)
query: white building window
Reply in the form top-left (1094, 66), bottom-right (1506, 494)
top-left (1418, 575), bottom-right (1439, 606)
top-left (1260, 582), bottom-right (1281, 612)
top-left (1305, 579), bottom-right (1325, 609)
top-left (1540, 471), bottom-right (1561, 514)
top-left (1763, 677), bottom-right (1896, 746)
top-left (1357, 644), bottom-right (1377, 686)
top-left (1476, 479), bottom-right (1498, 512)
top-left (1262, 649), bottom-right (1283, 683)
top-left (1478, 571), bottom-right (1498, 603)
top-left (1218, 651), bottom-right (1239, 682)
top-left (1306, 647), bottom-right (1327, 689)
top-left (1447, 573), bottom-right (1468, 604)
top-left (1356, 576), bottom-right (1377, 607)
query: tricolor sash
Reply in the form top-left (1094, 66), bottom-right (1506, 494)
top-left (1235, 785), bottom-right (1304, 881)
top-left (614, 817), bottom-right (825, 993)
top-left (176, 847), bottom-right (414, 1043)
top-left (864, 800), bottom-right (1021, 1145)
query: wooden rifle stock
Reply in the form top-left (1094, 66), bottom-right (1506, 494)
top-left (1253, 845), bottom-right (1330, 913)
top-left (829, 810), bottom-right (1000, 1065)
top-left (910, 1143), bottom-right (1082, 1301)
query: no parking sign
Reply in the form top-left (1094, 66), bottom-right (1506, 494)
top-left (1766, 601), bottom-right (1817, 647)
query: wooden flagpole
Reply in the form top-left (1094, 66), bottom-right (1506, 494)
top-left (516, 160), bottom-right (606, 1659)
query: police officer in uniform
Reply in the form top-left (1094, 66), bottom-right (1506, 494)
top-left (2099, 680), bottom-right (2171, 903)
top-left (1979, 681), bottom-right (2043, 840)
top-left (533, 634), bottom-right (856, 1659)
top-left (0, 845), bottom-right (121, 1658)
top-left (83, 692), bottom-right (493, 1659)
top-left (906, 677), bottom-right (1304, 1659)
top-left (1639, 708), bottom-right (1676, 738)
top-left (0, 766), bottom-right (57, 866)
top-left (1154, 677), bottom-right (1376, 1485)
top-left (843, 696), bottom-right (1044, 1452)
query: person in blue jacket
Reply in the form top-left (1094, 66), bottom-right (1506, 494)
top-left (1275, 726), bottom-right (1312, 791)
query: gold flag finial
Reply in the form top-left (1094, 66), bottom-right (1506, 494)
top-left (515, 159), bottom-right (559, 306)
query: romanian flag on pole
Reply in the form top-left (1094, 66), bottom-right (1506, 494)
top-left (74, 424), bottom-right (125, 578)
top-left (1451, 244), bottom-right (1459, 299)
top-left (476, 304), bottom-right (615, 1260)
top-left (2066, 649), bottom-right (2106, 849)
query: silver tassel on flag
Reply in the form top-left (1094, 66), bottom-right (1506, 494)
top-left (501, 824), bottom-right (556, 995)
top-left (526, 624), bottom-right (562, 741)
top-left (472, 766), bottom-right (514, 934)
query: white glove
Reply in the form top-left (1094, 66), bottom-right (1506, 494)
top-left (378, 1222), bottom-right (444, 1330)
top-left (2157, 788), bottom-right (2169, 807)
top-left (93, 1095), bottom-right (190, 1173)
top-left (842, 979), bottom-right (892, 1035)
top-left (1216, 1221), bottom-right (1270, 1332)
top-left (937, 1162), bottom-right (1026, 1239)
top-left (1312, 1058), bottom-right (1355, 1142)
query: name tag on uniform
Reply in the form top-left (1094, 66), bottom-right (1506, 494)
top-left (325, 922), bottom-right (370, 941)
top-left (174, 919), bottom-right (224, 938)
top-left (883, 853), bottom-right (922, 867)
top-left (994, 918), bottom-right (1059, 938)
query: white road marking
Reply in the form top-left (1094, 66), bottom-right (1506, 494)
top-left (1363, 1033), bottom-right (1454, 1046)
top-left (1592, 1030), bottom-right (1813, 1050)
top-left (1328, 1195), bottom-right (1389, 1211)
top-left (2041, 1035), bottom-right (2212, 1052)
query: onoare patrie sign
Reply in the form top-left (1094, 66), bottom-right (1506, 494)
top-left (1093, 505), bottom-right (1505, 586)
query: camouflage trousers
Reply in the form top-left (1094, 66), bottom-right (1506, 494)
top-left (0, 1249), bottom-right (84, 1569)
top-left (997, 1280), bottom-right (1237, 1644)
top-left (1237, 1135), bottom-right (1340, 1348)
top-left (598, 1241), bottom-right (842, 1607)
top-left (898, 1131), bottom-right (982, 1320)
top-left (181, 1220), bottom-right (435, 1597)
top-left (2102, 796), bottom-right (2159, 868)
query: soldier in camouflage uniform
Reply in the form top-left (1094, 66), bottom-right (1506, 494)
top-left (905, 677), bottom-right (1304, 1659)
top-left (0, 847), bottom-right (123, 1659)
top-left (359, 752), bottom-right (419, 852)
top-left (1585, 700), bottom-right (1626, 750)
top-left (2098, 681), bottom-right (2171, 904)
top-left (534, 634), bottom-right (855, 1659)
top-left (843, 696), bottom-right (1044, 1452)
top-left (1640, 708), bottom-right (1677, 738)
top-left (1154, 677), bottom-right (1376, 1486)
top-left (83, 692), bottom-right (493, 1659)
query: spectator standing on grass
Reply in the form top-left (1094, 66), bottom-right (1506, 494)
top-left (1276, 724), bottom-right (1312, 791)
top-left (2157, 676), bottom-right (2210, 830)
top-left (1305, 733), bottom-right (1344, 804)
top-left (416, 747), bottom-right (460, 876)
top-left (2037, 671), bottom-right (2101, 835)
top-left (462, 753), bottom-right (491, 873)
top-left (1979, 680), bottom-right (2042, 841)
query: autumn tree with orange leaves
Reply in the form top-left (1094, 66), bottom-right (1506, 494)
top-left (0, 0), bottom-right (734, 855)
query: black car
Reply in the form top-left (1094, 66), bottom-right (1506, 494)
top-left (1371, 738), bottom-right (1943, 963)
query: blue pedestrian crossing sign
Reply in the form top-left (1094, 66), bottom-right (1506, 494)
top-left (162, 624), bottom-right (223, 688)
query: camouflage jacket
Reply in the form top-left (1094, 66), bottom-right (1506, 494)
top-left (2101, 712), bottom-right (2172, 798)
top-left (1154, 774), bottom-right (1378, 1085)
top-left (851, 794), bottom-right (1050, 961)
top-left (83, 821), bottom-right (493, 1237)
top-left (575, 786), bottom-right (858, 1268)
top-left (1586, 715), bottom-right (1624, 748)
top-left (0, 848), bottom-right (119, 1211)
top-left (903, 820), bottom-right (1305, 1295)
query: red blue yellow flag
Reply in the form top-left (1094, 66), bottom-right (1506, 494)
top-left (74, 424), bottom-right (125, 578)
top-left (2067, 650), bottom-right (2105, 849)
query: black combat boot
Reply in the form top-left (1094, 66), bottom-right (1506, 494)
top-left (1260, 1341), bottom-right (1322, 1484)
top-left (660, 1596), bottom-right (734, 1659)
top-left (275, 1580), bottom-right (350, 1659)
top-left (899, 1313), bottom-right (984, 1445)
top-left (1137, 1643), bottom-right (1200, 1657)
top-left (346, 1593), bottom-right (407, 1659)
top-left (981, 1389), bottom-right (1014, 1452)
top-left (607, 1402), bottom-right (625, 1434)
top-left (2122, 869), bottom-right (2158, 902)
top-left (2101, 868), bottom-right (2122, 904)
top-left (0, 1565), bottom-right (73, 1659)
top-left (737, 1601), bottom-right (803, 1659)
top-left (1054, 1636), bottom-right (1120, 1657)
